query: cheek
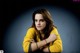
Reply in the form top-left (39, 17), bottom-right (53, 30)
top-left (42, 22), bottom-right (46, 27)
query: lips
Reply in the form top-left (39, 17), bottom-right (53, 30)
top-left (37, 26), bottom-right (41, 28)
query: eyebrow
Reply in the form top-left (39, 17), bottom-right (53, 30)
top-left (35, 18), bottom-right (44, 20)
top-left (40, 19), bottom-right (45, 21)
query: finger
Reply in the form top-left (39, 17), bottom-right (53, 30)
top-left (30, 39), bottom-right (35, 42)
top-left (31, 39), bottom-right (34, 41)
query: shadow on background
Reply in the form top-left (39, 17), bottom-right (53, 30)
top-left (2, 1), bottom-right (80, 53)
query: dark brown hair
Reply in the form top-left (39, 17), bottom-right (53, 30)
top-left (31, 9), bottom-right (56, 40)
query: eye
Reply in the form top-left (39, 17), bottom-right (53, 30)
top-left (40, 19), bottom-right (45, 22)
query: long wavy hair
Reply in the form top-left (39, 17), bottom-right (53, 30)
top-left (31, 9), bottom-right (56, 40)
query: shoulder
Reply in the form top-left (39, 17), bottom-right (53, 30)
top-left (27, 27), bottom-right (36, 32)
top-left (26, 27), bottom-right (36, 35)
top-left (50, 27), bottom-right (59, 34)
top-left (53, 27), bottom-right (57, 31)
top-left (52, 26), bottom-right (58, 31)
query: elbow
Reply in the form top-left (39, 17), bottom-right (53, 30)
top-left (23, 43), bottom-right (30, 52)
top-left (50, 43), bottom-right (63, 52)
top-left (56, 43), bottom-right (63, 52)
top-left (57, 44), bottom-right (63, 52)
top-left (23, 45), bottom-right (28, 52)
top-left (59, 45), bottom-right (63, 52)
top-left (23, 49), bottom-right (27, 52)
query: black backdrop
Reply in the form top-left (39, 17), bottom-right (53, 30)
top-left (1, 0), bottom-right (80, 51)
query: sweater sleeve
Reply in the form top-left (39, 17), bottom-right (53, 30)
top-left (22, 28), bottom-right (35, 53)
top-left (49, 27), bottom-right (63, 52)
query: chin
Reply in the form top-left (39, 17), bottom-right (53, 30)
top-left (37, 29), bottom-right (42, 31)
top-left (37, 28), bottom-right (42, 31)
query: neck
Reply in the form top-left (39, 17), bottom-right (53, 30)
top-left (39, 30), bottom-right (44, 34)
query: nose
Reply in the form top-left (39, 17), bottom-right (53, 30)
top-left (37, 21), bottom-right (40, 25)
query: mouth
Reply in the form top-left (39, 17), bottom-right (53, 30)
top-left (37, 26), bottom-right (41, 28)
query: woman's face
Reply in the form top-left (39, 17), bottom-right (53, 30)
top-left (35, 14), bottom-right (46, 31)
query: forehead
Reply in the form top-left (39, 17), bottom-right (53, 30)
top-left (35, 14), bottom-right (43, 19)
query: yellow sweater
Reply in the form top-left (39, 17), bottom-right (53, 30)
top-left (23, 27), bottom-right (63, 53)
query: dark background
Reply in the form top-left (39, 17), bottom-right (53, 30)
top-left (1, 0), bottom-right (80, 52)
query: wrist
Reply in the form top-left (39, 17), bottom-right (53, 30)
top-left (45, 38), bottom-right (50, 44)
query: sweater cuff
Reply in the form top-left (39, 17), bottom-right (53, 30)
top-left (29, 42), bottom-right (32, 53)
top-left (48, 46), bottom-right (51, 53)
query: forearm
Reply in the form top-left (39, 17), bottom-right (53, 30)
top-left (31, 39), bottom-right (47, 51)
top-left (31, 34), bottom-right (57, 52)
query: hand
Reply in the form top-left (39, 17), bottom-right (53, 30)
top-left (39, 45), bottom-right (47, 50)
top-left (30, 39), bottom-right (35, 43)
top-left (43, 47), bottom-right (49, 52)
top-left (41, 45), bottom-right (49, 52)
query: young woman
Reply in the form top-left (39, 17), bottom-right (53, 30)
top-left (23, 9), bottom-right (63, 53)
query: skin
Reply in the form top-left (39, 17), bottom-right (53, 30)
top-left (35, 14), bottom-right (46, 33)
top-left (35, 14), bottom-right (48, 51)
top-left (30, 14), bottom-right (57, 52)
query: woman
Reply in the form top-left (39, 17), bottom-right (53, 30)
top-left (23, 9), bottom-right (63, 53)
